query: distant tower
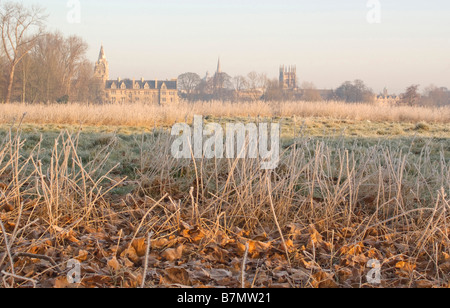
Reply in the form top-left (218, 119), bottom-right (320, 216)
top-left (213, 58), bottom-right (223, 90)
top-left (204, 71), bottom-right (210, 81)
top-left (279, 65), bottom-right (297, 89)
top-left (216, 57), bottom-right (222, 74)
top-left (94, 45), bottom-right (109, 83)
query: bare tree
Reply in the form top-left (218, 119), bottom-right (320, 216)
top-left (401, 85), bottom-right (421, 106)
top-left (0, 2), bottom-right (47, 103)
top-left (264, 78), bottom-right (283, 101)
top-left (232, 75), bottom-right (248, 101)
top-left (178, 72), bottom-right (201, 100)
top-left (301, 82), bottom-right (322, 102)
top-left (232, 75), bottom-right (248, 92)
top-left (212, 72), bottom-right (233, 101)
top-left (422, 85), bottom-right (449, 107)
top-left (247, 72), bottom-right (267, 101)
top-left (15, 31), bottom-right (91, 103)
top-left (32, 32), bottom-right (65, 102)
top-left (61, 35), bottom-right (88, 97)
top-left (335, 80), bottom-right (374, 103)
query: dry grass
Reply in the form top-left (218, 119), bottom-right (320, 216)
top-left (0, 126), bottom-right (449, 288)
top-left (0, 101), bottom-right (449, 127)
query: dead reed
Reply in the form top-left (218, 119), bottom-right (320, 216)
top-left (0, 101), bottom-right (449, 127)
top-left (0, 127), bottom-right (448, 288)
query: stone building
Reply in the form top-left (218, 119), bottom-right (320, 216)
top-left (279, 65), bottom-right (298, 90)
top-left (375, 88), bottom-right (400, 104)
top-left (94, 45), bottom-right (178, 104)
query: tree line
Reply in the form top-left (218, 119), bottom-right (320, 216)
top-left (178, 71), bottom-right (327, 102)
top-left (178, 70), bottom-right (450, 107)
top-left (0, 2), bottom-right (102, 104)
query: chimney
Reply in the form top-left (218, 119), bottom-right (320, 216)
top-left (141, 77), bottom-right (144, 83)
top-left (118, 77), bottom-right (121, 82)
top-left (155, 79), bottom-right (158, 89)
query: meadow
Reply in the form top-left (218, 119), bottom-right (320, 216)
top-left (0, 100), bottom-right (449, 288)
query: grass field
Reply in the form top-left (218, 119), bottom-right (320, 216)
top-left (0, 101), bottom-right (449, 288)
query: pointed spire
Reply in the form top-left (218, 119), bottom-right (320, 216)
top-left (99, 44), bottom-right (106, 60)
top-left (217, 57), bottom-right (221, 74)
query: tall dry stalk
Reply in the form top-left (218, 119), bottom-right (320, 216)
top-left (0, 101), bottom-right (449, 127)
top-left (0, 126), bottom-right (448, 287)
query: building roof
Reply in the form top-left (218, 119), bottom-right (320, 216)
top-left (106, 79), bottom-right (177, 90)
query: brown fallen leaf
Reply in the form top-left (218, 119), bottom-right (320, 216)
top-left (280, 239), bottom-right (295, 252)
top-left (151, 238), bottom-right (169, 249)
top-left (439, 261), bottom-right (450, 273)
top-left (53, 226), bottom-right (80, 244)
top-left (181, 226), bottom-right (206, 243)
top-left (311, 271), bottom-right (339, 289)
top-left (340, 243), bottom-right (363, 256)
top-left (269, 283), bottom-right (291, 288)
top-left (395, 261), bottom-right (416, 273)
top-left (81, 275), bottom-right (113, 288)
top-left (209, 268), bottom-right (233, 281)
top-left (309, 225), bottom-right (324, 244)
top-left (75, 250), bottom-right (89, 262)
top-left (336, 267), bottom-right (353, 282)
top-left (164, 267), bottom-right (192, 286)
top-left (161, 245), bottom-right (184, 261)
top-left (122, 257), bottom-right (135, 268)
top-left (132, 237), bottom-right (147, 257)
top-left (237, 240), bottom-right (272, 257)
top-left (216, 231), bottom-right (233, 246)
top-left (120, 246), bottom-right (140, 264)
top-left (0, 202), bottom-right (14, 212)
top-left (107, 256), bottom-right (121, 271)
top-left (54, 276), bottom-right (71, 289)
top-left (443, 252), bottom-right (450, 261)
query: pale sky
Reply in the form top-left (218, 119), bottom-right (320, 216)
top-left (20, 0), bottom-right (450, 94)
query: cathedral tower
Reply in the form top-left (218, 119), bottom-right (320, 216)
top-left (279, 65), bottom-right (297, 90)
top-left (94, 45), bottom-right (109, 83)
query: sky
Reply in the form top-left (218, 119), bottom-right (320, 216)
top-left (20, 0), bottom-right (450, 93)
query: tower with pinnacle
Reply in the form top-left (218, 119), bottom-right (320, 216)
top-left (94, 45), bottom-right (109, 83)
top-left (279, 65), bottom-right (297, 90)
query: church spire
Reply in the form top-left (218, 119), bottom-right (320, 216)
top-left (94, 44), bottom-right (109, 82)
top-left (99, 44), bottom-right (106, 60)
top-left (217, 57), bottom-right (221, 74)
